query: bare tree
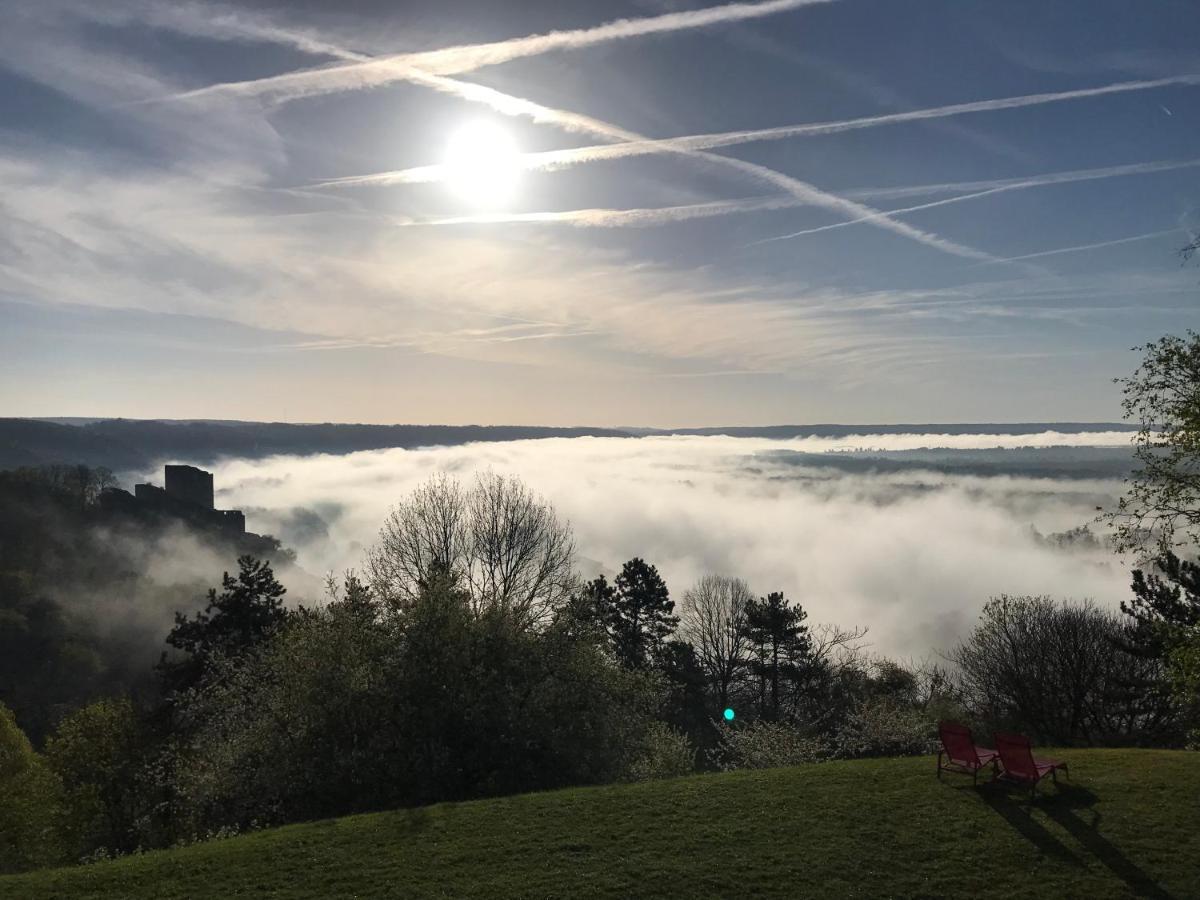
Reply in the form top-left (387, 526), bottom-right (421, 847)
top-left (465, 472), bottom-right (576, 625)
top-left (680, 575), bottom-right (754, 709)
top-left (366, 473), bottom-right (467, 608)
top-left (950, 595), bottom-right (1172, 744)
top-left (366, 472), bottom-right (575, 628)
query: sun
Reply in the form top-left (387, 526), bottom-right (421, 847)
top-left (442, 120), bottom-right (522, 207)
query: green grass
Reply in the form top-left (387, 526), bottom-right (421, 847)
top-left (5, 750), bottom-right (1198, 899)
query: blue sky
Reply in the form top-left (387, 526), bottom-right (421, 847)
top-left (0, 0), bottom-right (1196, 425)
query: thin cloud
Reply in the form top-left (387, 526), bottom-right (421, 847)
top-left (316, 75), bottom-right (1200, 188)
top-left (416, 196), bottom-right (804, 228)
top-left (168, 0), bottom-right (840, 103)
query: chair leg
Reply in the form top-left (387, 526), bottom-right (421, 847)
top-left (936, 751), bottom-right (943, 779)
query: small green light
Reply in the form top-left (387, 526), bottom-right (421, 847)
top-left (723, 707), bottom-right (735, 721)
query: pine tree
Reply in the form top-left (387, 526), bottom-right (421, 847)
top-left (159, 555), bottom-right (288, 691)
top-left (1123, 552), bottom-right (1200, 658)
top-left (740, 591), bottom-right (810, 719)
top-left (605, 558), bottom-right (678, 669)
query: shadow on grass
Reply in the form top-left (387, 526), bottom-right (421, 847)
top-left (980, 784), bottom-right (1174, 900)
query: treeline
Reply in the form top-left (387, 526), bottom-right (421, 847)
top-left (2, 470), bottom-right (1198, 874)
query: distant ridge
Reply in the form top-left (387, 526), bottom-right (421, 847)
top-left (0, 418), bottom-right (1135, 472)
top-left (636, 422), bottom-right (1136, 438)
top-left (0, 418), bottom-right (631, 471)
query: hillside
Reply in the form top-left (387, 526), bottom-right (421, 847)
top-left (4, 750), bottom-right (1196, 899)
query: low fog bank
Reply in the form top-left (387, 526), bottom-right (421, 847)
top-left (186, 433), bottom-right (1133, 658)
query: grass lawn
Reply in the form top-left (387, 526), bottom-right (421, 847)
top-left (4, 749), bottom-right (1197, 899)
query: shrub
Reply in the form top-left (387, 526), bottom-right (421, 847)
top-left (832, 696), bottom-right (935, 759)
top-left (711, 720), bottom-right (830, 771)
top-left (45, 697), bottom-right (148, 859)
top-left (623, 722), bottom-right (696, 782)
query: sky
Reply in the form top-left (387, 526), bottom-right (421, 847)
top-left (0, 0), bottom-right (1197, 426)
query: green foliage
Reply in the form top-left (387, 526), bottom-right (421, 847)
top-left (45, 699), bottom-right (147, 859)
top-left (1167, 631), bottom-right (1200, 748)
top-left (1109, 330), bottom-right (1200, 555)
top-left (0, 703), bottom-right (64, 873)
top-left (162, 566), bottom-right (660, 836)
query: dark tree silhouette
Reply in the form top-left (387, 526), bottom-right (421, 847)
top-left (1115, 552), bottom-right (1200, 743)
top-left (605, 559), bottom-right (678, 670)
top-left (1123, 552), bottom-right (1200, 658)
top-left (951, 595), bottom-right (1170, 745)
top-left (160, 555), bottom-right (288, 692)
top-left (658, 638), bottom-right (712, 745)
top-left (740, 591), bottom-right (811, 719)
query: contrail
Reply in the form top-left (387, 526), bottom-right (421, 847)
top-left (750, 189), bottom-right (1019, 244)
top-left (754, 158), bottom-right (1200, 245)
top-left (169, 0), bottom-right (841, 103)
top-left (295, 66), bottom-right (994, 257)
top-left (155, 2), bottom-right (992, 260)
top-left (987, 228), bottom-right (1182, 263)
top-left (849, 157), bottom-right (1200, 201)
top-left (314, 75), bottom-right (1200, 188)
top-left (404, 157), bottom-right (1200, 243)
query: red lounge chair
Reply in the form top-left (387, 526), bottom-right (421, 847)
top-left (992, 732), bottom-right (1069, 797)
top-left (937, 721), bottom-right (999, 784)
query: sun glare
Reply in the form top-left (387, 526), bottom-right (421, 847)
top-left (443, 121), bottom-right (522, 207)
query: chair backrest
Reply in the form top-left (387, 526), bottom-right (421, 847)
top-left (994, 732), bottom-right (1038, 781)
top-left (938, 721), bottom-right (979, 765)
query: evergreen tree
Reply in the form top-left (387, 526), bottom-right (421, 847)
top-left (159, 555), bottom-right (288, 692)
top-left (740, 592), bottom-right (810, 719)
top-left (1123, 552), bottom-right (1200, 657)
top-left (657, 638), bottom-right (712, 747)
top-left (1118, 552), bottom-right (1200, 743)
top-left (606, 559), bottom-right (678, 670)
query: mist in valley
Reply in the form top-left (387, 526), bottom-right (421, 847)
top-left (149, 431), bottom-right (1142, 659)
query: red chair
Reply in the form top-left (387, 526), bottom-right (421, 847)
top-left (993, 732), bottom-right (1069, 797)
top-left (937, 722), bottom-right (999, 784)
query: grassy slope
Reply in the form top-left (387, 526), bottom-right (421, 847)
top-left (5, 750), bottom-right (1197, 899)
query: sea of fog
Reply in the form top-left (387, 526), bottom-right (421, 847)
top-left (164, 431), bottom-right (1138, 659)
